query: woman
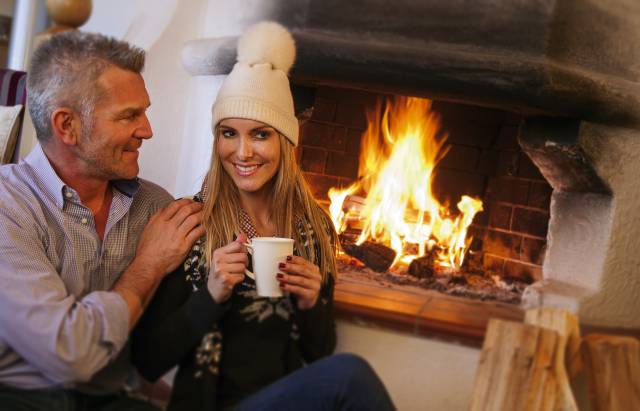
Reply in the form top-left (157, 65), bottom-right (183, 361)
top-left (132, 22), bottom-right (394, 411)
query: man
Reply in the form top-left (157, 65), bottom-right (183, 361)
top-left (0, 32), bottom-right (204, 409)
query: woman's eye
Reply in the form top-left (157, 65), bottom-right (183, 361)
top-left (221, 129), bottom-right (236, 138)
top-left (254, 130), bottom-right (271, 139)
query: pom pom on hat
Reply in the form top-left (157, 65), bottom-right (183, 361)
top-left (237, 21), bottom-right (296, 74)
top-left (213, 21), bottom-right (299, 146)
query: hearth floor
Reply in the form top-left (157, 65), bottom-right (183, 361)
top-left (334, 268), bottom-right (524, 346)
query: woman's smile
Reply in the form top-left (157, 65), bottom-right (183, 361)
top-left (234, 163), bottom-right (262, 176)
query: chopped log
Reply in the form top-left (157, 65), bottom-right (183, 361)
top-left (524, 308), bottom-right (581, 411)
top-left (470, 319), bottom-right (563, 411)
top-left (341, 241), bottom-right (396, 272)
top-left (408, 253), bottom-right (436, 278)
top-left (525, 308), bottom-right (582, 377)
top-left (581, 334), bottom-right (640, 411)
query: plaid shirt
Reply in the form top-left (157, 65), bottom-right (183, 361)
top-left (0, 145), bottom-right (172, 394)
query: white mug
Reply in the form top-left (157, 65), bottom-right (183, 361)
top-left (244, 237), bottom-right (294, 298)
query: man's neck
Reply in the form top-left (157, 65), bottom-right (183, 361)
top-left (42, 145), bottom-right (111, 215)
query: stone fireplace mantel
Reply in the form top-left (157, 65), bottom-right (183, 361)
top-left (182, 0), bottom-right (640, 127)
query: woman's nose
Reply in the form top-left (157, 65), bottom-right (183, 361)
top-left (237, 136), bottom-right (253, 159)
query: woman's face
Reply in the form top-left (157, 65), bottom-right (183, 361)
top-left (216, 118), bottom-right (282, 197)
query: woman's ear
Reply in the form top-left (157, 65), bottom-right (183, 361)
top-left (50, 108), bottom-right (82, 146)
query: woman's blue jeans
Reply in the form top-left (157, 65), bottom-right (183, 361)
top-left (234, 353), bottom-right (395, 411)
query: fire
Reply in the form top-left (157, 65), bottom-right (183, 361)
top-left (329, 97), bottom-right (483, 271)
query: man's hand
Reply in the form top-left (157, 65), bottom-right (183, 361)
top-left (135, 198), bottom-right (205, 275)
top-left (114, 198), bottom-right (205, 328)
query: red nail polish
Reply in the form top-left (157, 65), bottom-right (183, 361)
top-left (279, 262), bottom-right (285, 269)
top-left (286, 255), bottom-right (292, 261)
top-left (276, 273), bottom-right (284, 279)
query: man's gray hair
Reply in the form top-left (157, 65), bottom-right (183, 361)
top-left (27, 31), bottom-right (146, 142)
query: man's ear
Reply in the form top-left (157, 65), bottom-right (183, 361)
top-left (51, 108), bottom-right (81, 146)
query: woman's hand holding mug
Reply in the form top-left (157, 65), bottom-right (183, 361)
top-left (207, 234), bottom-right (249, 303)
top-left (277, 256), bottom-right (322, 310)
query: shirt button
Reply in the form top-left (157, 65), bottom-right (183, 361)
top-left (81, 218), bottom-right (88, 224)
top-left (65, 192), bottom-right (72, 199)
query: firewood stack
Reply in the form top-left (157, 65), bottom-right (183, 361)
top-left (470, 307), bottom-right (640, 411)
top-left (582, 334), bottom-right (640, 410)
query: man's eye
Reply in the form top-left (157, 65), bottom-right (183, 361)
top-left (121, 113), bottom-right (138, 121)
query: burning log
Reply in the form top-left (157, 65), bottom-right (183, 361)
top-left (407, 248), bottom-right (460, 278)
top-left (341, 241), bottom-right (396, 273)
top-left (408, 253), bottom-right (436, 278)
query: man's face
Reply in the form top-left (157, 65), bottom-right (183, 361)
top-left (75, 66), bottom-right (152, 180)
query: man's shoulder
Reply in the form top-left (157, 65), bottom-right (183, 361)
top-left (0, 162), bottom-right (39, 204)
top-left (0, 163), bottom-right (46, 227)
top-left (0, 161), bottom-right (32, 183)
top-left (135, 178), bottom-right (174, 208)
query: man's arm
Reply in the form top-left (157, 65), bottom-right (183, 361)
top-left (0, 199), bottom-right (203, 384)
top-left (113, 198), bottom-right (205, 328)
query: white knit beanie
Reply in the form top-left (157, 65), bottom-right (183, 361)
top-left (212, 22), bottom-right (299, 146)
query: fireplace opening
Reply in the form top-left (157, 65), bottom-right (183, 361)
top-left (297, 86), bottom-right (551, 306)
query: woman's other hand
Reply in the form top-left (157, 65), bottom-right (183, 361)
top-left (207, 234), bottom-right (248, 304)
top-left (277, 256), bottom-right (322, 310)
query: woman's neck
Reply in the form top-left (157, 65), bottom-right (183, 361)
top-left (239, 190), bottom-right (275, 236)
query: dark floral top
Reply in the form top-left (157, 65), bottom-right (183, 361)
top-left (132, 207), bottom-right (336, 411)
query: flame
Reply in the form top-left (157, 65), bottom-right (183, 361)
top-left (329, 97), bottom-right (483, 271)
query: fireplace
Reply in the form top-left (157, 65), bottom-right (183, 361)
top-left (296, 86), bottom-right (549, 304)
top-left (180, 0), bottom-right (640, 341)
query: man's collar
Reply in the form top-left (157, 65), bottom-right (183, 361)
top-left (112, 178), bottom-right (140, 198)
top-left (24, 144), bottom-right (68, 208)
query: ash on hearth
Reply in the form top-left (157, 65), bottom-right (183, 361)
top-left (336, 252), bottom-right (529, 305)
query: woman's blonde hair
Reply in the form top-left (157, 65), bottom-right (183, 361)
top-left (202, 129), bottom-right (338, 282)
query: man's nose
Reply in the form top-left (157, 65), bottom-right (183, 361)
top-left (135, 114), bottom-right (153, 140)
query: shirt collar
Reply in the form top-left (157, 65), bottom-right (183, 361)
top-left (112, 178), bottom-right (140, 198)
top-left (24, 144), bottom-right (67, 208)
top-left (24, 144), bottom-right (141, 207)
